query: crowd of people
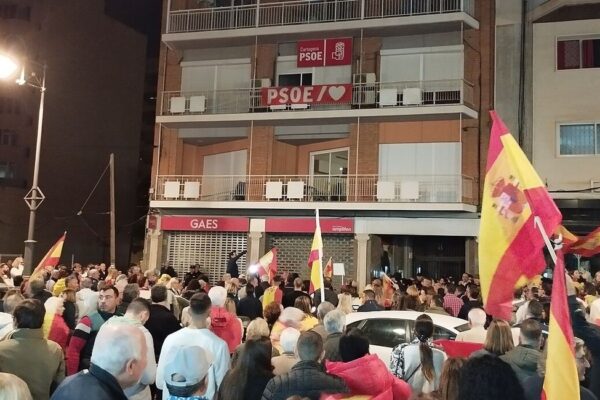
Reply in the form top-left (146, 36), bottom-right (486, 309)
top-left (0, 256), bottom-right (598, 400)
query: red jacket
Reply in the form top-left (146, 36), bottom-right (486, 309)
top-left (326, 354), bottom-right (411, 400)
top-left (210, 307), bottom-right (242, 353)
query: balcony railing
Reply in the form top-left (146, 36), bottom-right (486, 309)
top-left (154, 174), bottom-right (476, 204)
top-left (167, 0), bottom-right (476, 33)
top-left (159, 79), bottom-right (474, 116)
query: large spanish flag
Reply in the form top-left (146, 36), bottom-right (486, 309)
top-left (308, 211), bottom-right (324, 295)
top-left (479, 112), bottom-right (561, 319)
top-left (542, 249), bottom-right (580, 400)
top-left (256, 248), bottom-right (278, 283)
top-left (30, 232), bottom-right (66, 281)
top-left (568, 226), bottom-right (600, 257)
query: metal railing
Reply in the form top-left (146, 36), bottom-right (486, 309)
top-left (154, 174), bottom-right (476, 204)
top-left (167, 0), bottom-right (476, 33)
top-left (159, 79), bottom-right (473, 116)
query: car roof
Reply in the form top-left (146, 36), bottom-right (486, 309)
top-left (345, 311), bottom-right (468, 331)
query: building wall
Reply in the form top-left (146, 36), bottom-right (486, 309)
top-left (532, 19), bottom-right (600, 191)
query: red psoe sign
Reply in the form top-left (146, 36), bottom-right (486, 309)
top-left (261, 84), bottom-right (352, 106)
top-left (297, 37), bottom-right (352, 67)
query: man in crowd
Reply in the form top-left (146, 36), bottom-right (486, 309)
top-left (29, 278), bottom-right (53, 304)
top-left (310, 302), bottom-right (335, 342)
top-left (313, 278), bottom-right (339, 308)
top-left (500, 318), bottom-right (542, 382)
top-left (117, 283), bottom-right (140, 315)
top-left (262, 331), bottom-right (348, 399)
top-left (442, 283), bottom-right (464, 317)
top-left (226, 249), bottom-right (246, 278)
top-left (323, 310), bottom-right (345, 363)
top-left (161, 345), bottom-right (212, 400)
top-left (283, 277), bottom-right (311, 308)
top-left (0, 289), bottom-right (24, 338)
top-left (237, 284), bottom-right (263, 320)
top-left (157, 293), bottom-right (229, 400)
top-left (52, 324), bottom-right (148, 400)
top-left (457, 284), bottom-right (483, 320)
top-left (0, 299), bottom-right (65, 400)
top-left (67, 286), bottom-right (121, 375)
top-left (145, 284), bottom-right (181, 363)
top-left (357, 290), bottom-right (383, 312)
top-left (184, 264), bottom-right (201, 287)
top-left (455, 308), bottom-right (487, 344)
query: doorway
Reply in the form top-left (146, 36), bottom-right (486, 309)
top-left (309, 148), bottom-right (348, 201)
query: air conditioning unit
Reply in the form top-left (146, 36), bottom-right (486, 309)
top-left (253, 78), bottom-right (272, 88)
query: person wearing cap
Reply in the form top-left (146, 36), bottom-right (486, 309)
top-left (162, 344), bottom-right (211, 400)
top-left (156, 293), bottom-right (229, 400)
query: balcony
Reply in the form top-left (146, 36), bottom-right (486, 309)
top-left (151, 174), bottom-right (477, 212)
top-left (164, 0), bottom-right (478, 48)
top-left (156, 79), bottom-right (477, 128)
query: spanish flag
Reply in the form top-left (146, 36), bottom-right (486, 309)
top-left (30, 232), bottom-right (66, 281)
top-left (542, 249), bottom-right (580, 400)
top-left (568, 227), bottom-right (600, 257)
top-left (308, 211), bottom-right (324, 295)
top-left (555, 225), bottom-right (579, 249)
top-left (256, 248), bottom-right (278, 283)
top-left (381, 273), bottom-right (395, 308)
top-left (324, 257), bottom-right (333, 279)
top-left (479, 112), bottom-right (561, 320)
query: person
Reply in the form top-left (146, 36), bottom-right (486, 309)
top-left (117, 283), bottom-right (140, 315)
top-left (294, 296), bottom-right (318, 330)
top-left (310, 301), bottom-right (335, 342)
top-left (160, 344), bottom-right (211, 400)
top-left (515, 286), bottom-right (539, 324)
top-left (0, 299), bottom-right (65, 400)
top-left (326, 329), bottom-right (411, 400)
top-left (322, 310), bottom-right (345, 363)
top-left (105, 298), bottom-right (156, 400)
top-left (442, 284), bottom-right (463, 317)
top-left (0, 372), bottom-right (33, 399)
top-left (522, 337), bottom-right (596, 400)
top-left (77, 277), bottom-right (99, 317)
top-left (283, 278), bottom-right (311, 309)
top-left (28, 278), bottom-right (53, 305)
top-left (433, 357), bottom-right (465, 400)
top-left (219, 337), bottom-right (275, 400)
top-left (232, 318), bottom-right (280, 368)
top-left (208, 286), bottom-right (243, 353)
top-left (61, 288), bottom-right (78, 330)
top-left (67, 286), bottom-right (121, 375)
top-left (262, 331), bottom-right (348, 400)
top-left (237, 284), bottom-right (263, 321)
top-left (454, 308), bottom-right (487, 344)
top-left (145, 284), bottom-right (181, 363)
top-left (458, 355), bottom-right (526, 400)
top-left (500, 318), bottom-right (542, 382)
top-left (0, 290), bottom-right (23, 339)
top-left (156, 293), bottom-right (229, 400)
top-left (427, 295), bottom-right (449, 315)
top-left (313, 278), bottom-right (339, 308)
top-left (270, 307), bottom-right (307, 352)
top-left (470, 319), bottom-right (514, 358)
top-left (336, 288), bottom-right (353, 315)
top-left (51, 324), bottom-right (148, 400)
top-left (43, 296), bottom-right (70, 352)
top-left (262, 275), bottom-right (284, 310)
top-left (457, 285), bottom-right (482, 320)
top-left (271, 327), bottom-right (301, 375)
top-left (390, 314), bottom-right (447, 393)
top-left (9, 257), bottom-right (23, 280)
top-left (263, 301), bottom-right (282, 331)
top-left (357, 289), bottom-right (383, 312)
top-left (159, 264), bottom-right (177, 279)
top-left (183, 264), bottom-right (201, 288)
top-left (226, 250), bottom-right (247, 278)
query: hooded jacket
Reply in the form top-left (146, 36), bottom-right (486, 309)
top-left (500, 345), bottom-right (540, 381)
top-left (326, 354), bottom-right (411, 400)
top-left (210, 306), bottom-right (242, 353)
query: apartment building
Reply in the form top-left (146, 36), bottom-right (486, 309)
top-left (147, 0), bottom-right (495, 286)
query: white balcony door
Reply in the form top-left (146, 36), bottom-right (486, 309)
top-left (310, 148), bottom-right (348, 200)
top-left (202, 149), bottom-right (247, 200)
top-left (380, 46), bottom-right (463, 84)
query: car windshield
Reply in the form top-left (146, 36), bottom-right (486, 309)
top-left (454, 323), bottom-right (471, 332)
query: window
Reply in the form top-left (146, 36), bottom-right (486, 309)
top-left (0, 162), bottom-right (16, 179)
top-left (559, 123), bottom-right (600, 155)
top-left (0, 4), bottom-right (30, 20)
top-left (557, 38), bottom-right (600, 70)
top-left (278, 73), bottom-right (312, 87)
top-left (360, 319), bottom-right (408, 348)
top-left (0, 130), bottom-right (17, 146)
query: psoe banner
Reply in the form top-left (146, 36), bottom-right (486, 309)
top-left (297, 37), bottom-right (352, 67)
top-left (160, 216), bottom-right (249, 232)
top-left (261, 84), bottom-right (352, 106)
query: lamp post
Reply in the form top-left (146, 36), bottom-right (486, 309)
top-left (0, 55), bottom-right (46, 275)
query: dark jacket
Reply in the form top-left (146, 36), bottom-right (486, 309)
top-left (500, 345), bottom-right (540, 381)
top-left (227, 251), bottom-right (246, 278)
top-left (283, 290), bottom-right (311, 309)
top-left (569, 294), bottom-right (600, 399)
top-left (522, 374), bottom-right (597, 400)
top-left (261, 360), bottom-right (348, 400)
top-left (221, 370), bottom-right (274, 400)
top-left (144, 304), bottom-right (181, 360)
top-left (51, 363), bottom-right (128, 400)
top-left (238, 295), bottom-right (263, 320)
top-left (32, 289), bottom-right (53, 305)
top-left (458, 299), bottom-right (483, 320)
top-left (313, 288), bottom-right (339, 308)
top-left (357, 300), bottom-right (383, 312)
top-left (323, 332), bottom-right (343, 362)
top-left (160, 266), bottom-right (177, 278)
top-left (63, 300), bottom-right (78, 330)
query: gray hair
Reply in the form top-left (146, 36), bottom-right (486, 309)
top-left (3, 291), bottom-right (24, 314)
top-left (468, 308), bottom-right (487, 327)
top-left (91, 324), bottom-right (145, 376)
top-left (316, 301), bottom-right (335, 321)
top-left (246, 318), bottom-right (269, 339)
top-left (324, 310), bottom-right (345, 334)
top-left (280, 327), bottom-right (301, 353)
top-left (81, 277), bottom-right (93, 289)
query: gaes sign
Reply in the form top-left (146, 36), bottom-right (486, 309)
top-left (261, 84), bottom-right (352, 106)
top-left (297, 37), bottom-right (353, 67)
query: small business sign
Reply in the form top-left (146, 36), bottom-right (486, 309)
top-left (265, 218), bottom-right (354, 234)
top-left (160, 216), bottom-right (249, 232)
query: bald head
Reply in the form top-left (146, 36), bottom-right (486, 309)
top-left (468, 308), bottom-right (487, 328)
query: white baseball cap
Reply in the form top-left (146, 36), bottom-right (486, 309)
top-left (164, 345), bottom-right (212, 397)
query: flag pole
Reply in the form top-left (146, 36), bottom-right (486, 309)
top-left (316, 208), bottom-right (325, 304)
top-left (534, 216), bottom-right (558, 264)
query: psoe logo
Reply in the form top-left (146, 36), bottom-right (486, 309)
top-left (331, 41), bottom-right (345, 61)
top-left (490, 176), bottom-right (527, 223)
top-left (190, 218), bottom-right (218, 230)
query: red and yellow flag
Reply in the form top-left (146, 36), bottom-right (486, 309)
top-left (256, 248), bottom-right (278, 283)
top-left (555, 225), bottom-right (579, 249)
top-left (308, 214), bottom-right (323, 295)
top-left (324, 257), bottom-right (333, 279)
top-left (542, 250), bottom-right (580, 400)
top-left (568, 227), bottom-right (600, 257)
top-left (479, 112), bottom-right (561, 319)
top-left (381, 273), bottom-right (395, 307)
top-left (30, 232), bottom-right (66, 281)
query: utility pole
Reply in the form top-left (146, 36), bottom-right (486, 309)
top-left (109, 153), bottom-right (116, 266)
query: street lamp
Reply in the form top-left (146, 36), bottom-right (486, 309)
top-left (0, 54), bottom-right (46, 275)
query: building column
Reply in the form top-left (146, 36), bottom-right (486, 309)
top-left (355, 233), bottom-right (370, 292)
top-left (144, 230), bottom-right (162, 273)
top-left (465, 238), bottom-right (478, 275)
top-left (248, 231), bottom-right (263, 266)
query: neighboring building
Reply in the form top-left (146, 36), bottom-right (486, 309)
top-left (146, 0), bottom-right (495, 286)
top-left (0, 0), bottom-right (146, 266)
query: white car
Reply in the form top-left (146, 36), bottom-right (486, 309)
top-left (344, 311), bottom-right (469, 368)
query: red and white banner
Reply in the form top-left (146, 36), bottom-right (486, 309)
top-left (266, 218), bottom-right (354, 234)
top-left (297, 37), bottom-right (352, 67)
top-left (161, 216), bottom-right (249, 232)
top-left (261, 84), bottom-right (352, 106)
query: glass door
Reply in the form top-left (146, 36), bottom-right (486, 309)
top-left (310, 149), bottom-right (348, 201)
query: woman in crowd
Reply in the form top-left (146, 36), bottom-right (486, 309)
top-left (270, 307), bottom-right (306, 352)
top-left (263, 302), bottom-right (282, 332)
top-left (433, 357), bottom-right (465, 400)
top-left (218, 337), bottom-right (275, 400)
top-left (294, 296), bottom-right (318, 330)
top-left (459, 355), bottom-right (525, 400)
top-left (390, 314), bottom-right (447, 393)
top-left (271, 327), bottom-right (300, 375)
top-left (337, 286), bottom-right (354, 314)
top-left (471, 319), bottom-right (514, 358)
top-left (404, 285), bottom-right (420, 311)
top-left (61, 288), bottom-right (78, 330)
top-left (43, 296), bottom-right (70, 352)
